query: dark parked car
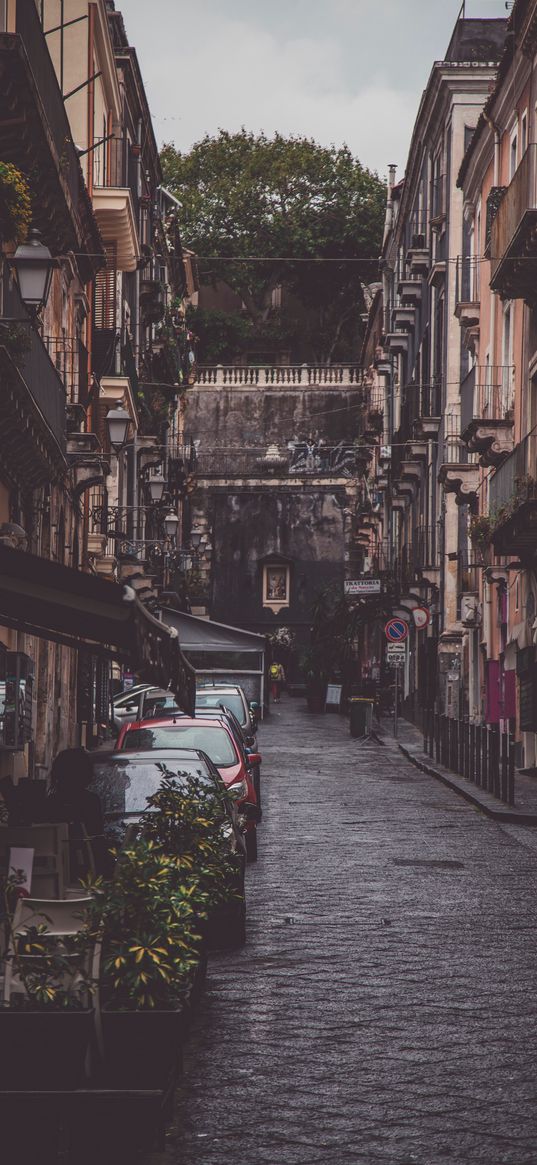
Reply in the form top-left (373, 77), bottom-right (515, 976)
top-left (88, 748), bottom-right (246, 947)
top-left (196, 686), bottom-right (258, 747)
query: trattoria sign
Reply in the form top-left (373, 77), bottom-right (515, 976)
top-left (344, 579), bottom-right (381, 596)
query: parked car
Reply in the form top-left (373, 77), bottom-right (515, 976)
top-left (112, 687), bottom-right (180, 733)
top-left (112, 685), bottom-right (155, 733)
top-left (88, 748), bottom-right (246, 947)
top-left (194, 706), bottom-right (263, 812)
top-left (196, 685), bottom-right (258, 746)
top-left (116, 717), bottom-right (260, 861)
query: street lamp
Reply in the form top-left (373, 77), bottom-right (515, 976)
top-left (10, 229), bottom-right (55, 315)
top-left (164, 511), bottom-right (179, 540)
top-left (146, 473), bottom-right (166, 504)
top-left (106, 402), bottom-right (131, 452)
top-left (190, 529), bottom-right (202, 550)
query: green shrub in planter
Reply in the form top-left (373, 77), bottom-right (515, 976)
top-left (0, 162), bottom-right (31, 244)
top-left (0, 872), bottom-right (93, 1090)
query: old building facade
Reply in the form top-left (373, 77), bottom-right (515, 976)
top-left (362, 14), bottom-right (507, 724)
top-left (0, 0), bottom-right (195, 779)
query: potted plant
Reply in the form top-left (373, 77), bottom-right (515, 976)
top-left (0, 872), bottom-right (94, 1091)
top-left (141, 773), bottom-right (245, 954)
top-left (86, 839), bottom-right (201, 1089)
top-left (87, 772), bottom-right (239, 1089)
top-left (0, 162), bottom-right (31, 245)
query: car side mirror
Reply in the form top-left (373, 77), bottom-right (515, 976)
top-left (247, 752), bottom-right (262, 766)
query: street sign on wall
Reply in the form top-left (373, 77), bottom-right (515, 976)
top-left (385, 618), bottom-right (409, 642)
top-left (344, 579), bottom-right (381, 596)
top-left (386, 643), bottom-right (406, 669)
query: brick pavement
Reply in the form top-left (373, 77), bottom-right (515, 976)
top-left (159, 697), bottom-right (537, 1165)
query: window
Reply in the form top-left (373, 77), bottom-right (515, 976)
top-left (262, 563), bottom-right (290, 613)
top-left (510, 126), bottom-right (518, 180)
top-left (521, 111), bottom-right (528, 156)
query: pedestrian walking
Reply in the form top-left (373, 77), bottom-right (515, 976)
top-left (269, 661), bottom-right (286, 704)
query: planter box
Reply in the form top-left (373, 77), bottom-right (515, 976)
top-left (0, 1008), bottom-right (92, 1090)
top-left (96, 1007), bottom-right (186, 1089)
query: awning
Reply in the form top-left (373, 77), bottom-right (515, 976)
top-left (504, 621), bottom-right (532, 671)
top-left (0, 547), bottom-right (195, 712)
top-left (162, 609), bottom-right (266, 654)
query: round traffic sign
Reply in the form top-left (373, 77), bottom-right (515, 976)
top-left (385, 618), bottom-right (408, 642)
top-left (412, 606), bottom-right (430, 630)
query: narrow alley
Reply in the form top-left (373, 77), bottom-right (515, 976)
top-left (163, 699), bottom-right (537, 1165)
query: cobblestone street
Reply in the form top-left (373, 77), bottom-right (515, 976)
top-left (162, 698), bottom-right (537, 1165)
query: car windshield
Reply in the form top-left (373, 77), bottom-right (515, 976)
top-left (195, 692), bottom-right (245, 724)
top-left (90, 757), bottom-right (213, 817)
top-left (122, 725), bottom-right (238, 767)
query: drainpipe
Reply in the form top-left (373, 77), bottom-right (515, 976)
top-left (484, 114), bottom-right (500, 386)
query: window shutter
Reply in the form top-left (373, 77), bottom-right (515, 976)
top-left (93, 244), bottom-right (117, 330)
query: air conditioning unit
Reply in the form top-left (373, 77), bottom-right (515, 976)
top-left (461, 594), bottom-right (482, 628)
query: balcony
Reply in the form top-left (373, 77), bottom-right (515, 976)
top-left (397, 278), bottom-right (422, 307)
top-left (385, 332), bottom-right (409, 356)
top-left (455, 256), bottom-right (480, 340)
top-left (490, 145), bottom-right (537, 299)
top-left (438, 415), bottom-right (479, 505)
top-left (91, 187), bottom-right (140, 273)
top-left (0, 272), bottom-right (66, 485)
top-left (414, 523), bottom-right (442, 588)
top-left (0, 0), bottom-right (103, 277)
top-left (406, 234), bottom-right (430, 277)
top-left (460, 364), bottom-right (514, 467)
top-left (489, 433), bottom-right (537, 557)
top-left (392, 306), bottom-right (416, 333)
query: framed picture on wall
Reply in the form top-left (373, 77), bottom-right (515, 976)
top-left (263, 563), bottom-right (290, 613)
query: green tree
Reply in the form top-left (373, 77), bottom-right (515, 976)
top-left (161, 131), bottom-right (385, 363)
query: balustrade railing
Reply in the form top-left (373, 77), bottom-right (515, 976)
top-left (195, 364), bottom-right (364, 387)
top-left (423, 711), bottom-right (515, 805)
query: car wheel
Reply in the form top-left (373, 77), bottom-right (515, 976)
top-left (245, 826), bottom-right (257, 863)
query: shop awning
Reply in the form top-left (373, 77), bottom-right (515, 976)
top-left (0, 546), bottom-right (195, 712)
top-left (162, 609), bottom-right (266, 673)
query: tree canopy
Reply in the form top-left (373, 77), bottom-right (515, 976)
top-left (161, 131), bottom-right (385, 363)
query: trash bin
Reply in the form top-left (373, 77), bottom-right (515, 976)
top-left (349, 698), bottom-right (373, 738)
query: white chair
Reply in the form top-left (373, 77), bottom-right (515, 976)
top-left (3, 896), bottom-right (99, 1005)
top-left (0, 823), bottom-right (69, 897)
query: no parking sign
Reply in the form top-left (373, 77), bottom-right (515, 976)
top-left (385, 618), bottom-right (409, 643)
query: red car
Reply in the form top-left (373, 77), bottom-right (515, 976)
top-left (116, 716), bottom-right (260, 861)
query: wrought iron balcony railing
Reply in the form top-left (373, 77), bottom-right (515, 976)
top-left (490, 145), bottom-right (537, 298)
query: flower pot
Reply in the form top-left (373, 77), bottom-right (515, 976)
top-left (96, 1006), bottom-right (186, 1089)
top-left (0, 1007), bottom-right (92, 1090)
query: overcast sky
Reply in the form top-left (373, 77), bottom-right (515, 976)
top-left (120, 0), bottom-right (507, 180)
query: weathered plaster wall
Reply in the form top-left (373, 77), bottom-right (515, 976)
top-left (188, 386), bottom-right (363, 449)
top-left (208, 488), bottom-right (346, 634)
